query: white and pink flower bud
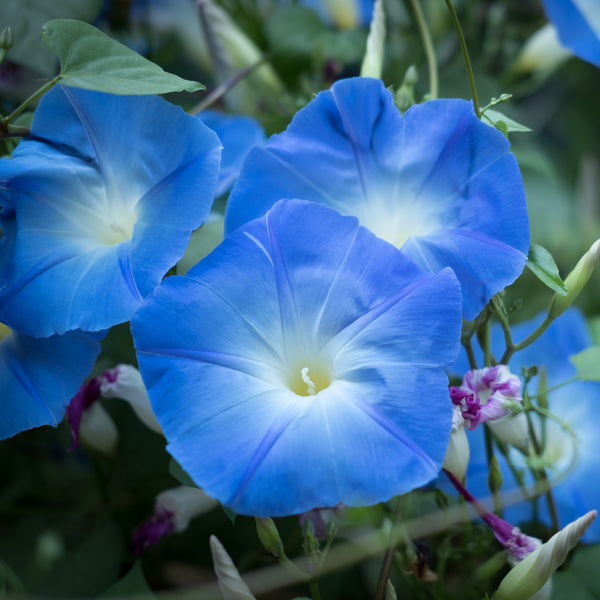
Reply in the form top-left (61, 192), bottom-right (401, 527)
top-left (451, 365), bottom-right (529, 449)
top-left (442, 405), bottom-right (470, 482)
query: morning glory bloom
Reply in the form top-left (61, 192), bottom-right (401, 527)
top-left (541, 0), bottom-right (600, 68)
top-left (0, 323), bottom-right (101, 439)
top-left (132, 199), bottom-right (462, 516)
top-left (198, 110), bottom-right (265, 197)
top-left (225, 77), bottom-right (529, 321)
top-left (450, 309), bottom-right (600, 541)
top-left (0, 85), bottom-right (221, 337)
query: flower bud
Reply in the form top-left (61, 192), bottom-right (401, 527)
top-left (99, 365), bottom-right (162, 434)
top-left (549, 239), bottom-right (600, 319)
top-left (487, 455), bottom-right (504, 494)
top-left (210, 535), bottom-right (256, 600)
top-left (255, 517), bottom-right (284, 559)
top-left (494, 510), bottom-right (597, 600)
top-left (515, 23), bottom-right (571, 75)
top-left (360, 0), bottom-right (385, 79)
top-left (442, 405), bottom-right (470, 482)
top-left (78, 402), bottom-right (118, 455)
top-left (0, 27), bottom-right (13, 51)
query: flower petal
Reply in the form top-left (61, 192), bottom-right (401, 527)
top-left (0, 86), bottom-right (221, 336)
top-left (0, 329), bottom-right (101, 439)
top-left (133, 199), bottom-right (462, 515)
top-left (225, 77), bottom-right (529, 320)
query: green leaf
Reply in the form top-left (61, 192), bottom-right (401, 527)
top-left (176, 216), bottom-right (224, 275)
top-left (0, 0), bottom-right (102, 77)
top-left (169, 458), bottom-right (198, 488)
top-left (100, 561), bottom-right (154, 598)
top-left (40, 19), bottom-right (205, 94)
top-left (482, 108), bottom-right (532, 134)
top-left (526, 244), bottom-right (569, 295)
top-left (551, 543), bottom-right (600, 599)
top-left (570, 346), bottom-right (600, 381)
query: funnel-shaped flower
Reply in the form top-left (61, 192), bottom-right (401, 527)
top-left (0, 85), bottom-right (221, 337)
top-left (225, 77), bottom-right (529, 320)
top-left (0, 324), bottom-right (100, 439)
top-left (541, 0), bottom-right (600, 68)
top-left (132, 200), bottom-right (462, 516)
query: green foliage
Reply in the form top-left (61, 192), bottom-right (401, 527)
top-left (40, 19), bottom-right (205, 94)
top-left (570, 346), bottom-right (600, 381)
top-left (526, 244), bottom-right (569, 296)
top-left (168, 458), bottom-right (198, 488)
top-left (551, 544), bottom-right (600, 599)
top-left (99, 561), bottom-right (154, 598)
top-left (176, 217), bottom-right (224, 275)
top-left (0, 0), bottom-right (102, 76)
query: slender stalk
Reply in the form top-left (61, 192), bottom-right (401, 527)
top-left (190, 57), bottom-right (266, 114)
top-left (500, 313), bottom-right (555, 364)
top-left (407, 0), bottom-right (438, 99)
top-left (1, 75), bottom-right (61, 126)
top-left (442, 0), bottom-right (480, 117)
top-left (309, 580), bottom-right (323, 600)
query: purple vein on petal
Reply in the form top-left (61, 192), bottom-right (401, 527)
top-left (118, 246), bottom-right (143, 303)
top-left (136, 347), bottom-right (282, 384)
top-left (0, 249), bottom-right (80, 319)
top-left (262, 147), bottom-right (341, 208)
top-left (226, 401), bottom-right (301, 508)
top-left (182, 277), bottom-right (281, 364)
top-left (312, 226), bottom-right (359, 339)
top-left (412, 105), bottom-right (473, 203)
top-left (320, 276), bottom-right (430, 357)
top-left (3, 350), bottom-right (56, 425)
top-left (349, 392), bottom-right (439, 474)
top-left (266, 213), bottom-right (307, 360)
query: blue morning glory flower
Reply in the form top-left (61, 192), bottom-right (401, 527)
top-left (0, 324), bottom-right (101, 439)
top-left (225, 77), bottom-right (530, 321)
top-left (541, 0), bottom-right (600, 68)
top-left (0, 85), bottom-right (221, 337)
top-left (450, 309), bottom-right (600, 541)
top-left (132, 199), bottom-right (462, 516)
top-left (198, 110), bottom-right (265, 197)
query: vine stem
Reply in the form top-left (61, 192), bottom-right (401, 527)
top-left (1, 75), bottom-right (61, 127)
top-left (407, 0), bottom-right (438, 99)
top-left (442, 0), bottom-right (480, 117)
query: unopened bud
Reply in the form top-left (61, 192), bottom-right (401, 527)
top-left (325, 519), bottom-right (337, 539)
top-left (255, 517), bottom-right (284, 559)
top-left (494, 510), bottom-right (597, 600)
top-left (385, 579), bottom-right (398, 600)
top-left (302, 531), bottom-right (320, 556)
top-left (210, 535), bottom-right (256, 600)
top-left (549, 239), bottom-right (600, 319)
top-left (488, 455), bottom-right (504, 494)
top-left (360, 0), bottom-right (385, 79)
top-left (514, 24), bottom-right (571, 75)
top-left (35, 531), bottom-right (64, 571)
top-left (78, 402), bottom-right (118, 455)
top-left (442, 406), bottom-right (470, 482)
top-left (0, 27), bottom-right (13, 50)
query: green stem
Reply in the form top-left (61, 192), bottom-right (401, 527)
top-left (2, 75), bottom-right (62, 126)
top-left (442, 0), bottom-right (480, 117)
top-left (527, 377), bottom-right (578, 401)
top-left (523, 402), bottom-right (560, 533)
top-left (407, 0), bottom-right (438, 99)
top-left (279, 555), bottom-right (310, 581)
top-left (501, 313), bottom-right (555, 364)
top-left (483, 426), bottom-right (502, 514)
top-left (309, 580), bottom-right (323, 600)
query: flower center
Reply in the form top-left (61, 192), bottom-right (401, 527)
top-left (0, 323), bottom-right (11, 342)
top-left (287, 363), bottom-right (331, 396)
top-left (95, 209), bottom-right (137, 245)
